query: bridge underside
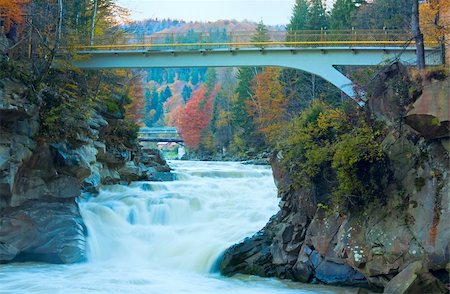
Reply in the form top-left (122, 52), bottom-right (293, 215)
top-left (72, 47), bottom-right (442, 98)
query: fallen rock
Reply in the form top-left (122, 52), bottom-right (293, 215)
top-left (383, 261), bottom-right (447, 294)
top-left (405, 79), bottom-right (450, 139)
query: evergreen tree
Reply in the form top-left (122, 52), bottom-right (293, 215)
top-left (160, 85), bottom-right (172, 103)
top-left (230, 68), bottom-right (265, 154)
top-left (191, 71), bottom-right (200, 85)
top-left (182, 85), bottom-right (192, 103)
top-left (308, 0), bottom-right (328, 29)
top-left (251, 20), bottom-right (270, 43)
top-left (353, 0), bottom-right (413, 29)
top-left (204, 68), bottom-right (217, 93)
top-left (330, 0), bottom-right (356, 29)
top-left (286, 0), bottom-right (310, 32)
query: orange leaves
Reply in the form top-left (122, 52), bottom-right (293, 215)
top-left (177, 85), bottom-right (218, 149)
top-left (0, 0), bottom-right (28, 34)
top-left (125, 75), bottom-right (145, 125)
top-left (246, 67), bottom-right (287, 145)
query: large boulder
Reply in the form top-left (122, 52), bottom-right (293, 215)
top-left (405, 79), bottom-right (450, 139)
top-left (0, 199), bottom-right (86, 263)
top-left (383, 261), bottom-right (447, 294)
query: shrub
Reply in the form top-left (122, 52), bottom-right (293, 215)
top-left (280, 101), bottom-right (390, 211)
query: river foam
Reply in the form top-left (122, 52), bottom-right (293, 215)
top-left (0, 161), bottom-right (355, 294)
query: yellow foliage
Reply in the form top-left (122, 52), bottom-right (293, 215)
top-left (420, 0), bottom-right (450, 42)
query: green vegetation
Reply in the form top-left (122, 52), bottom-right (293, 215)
top-left (280, 101), bottom-right (390, 211)
top-left (2, 1), bottom-right (143, 148)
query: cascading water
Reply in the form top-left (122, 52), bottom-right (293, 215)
top-left (0, 161), bottom-right (352, 294)
top-left (80, 160), bottom-right (279, 271)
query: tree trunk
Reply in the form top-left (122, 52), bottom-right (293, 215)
top-left (90, 0), bottom-right (98, 46)
top-left (412, 0), bottom-right (425, 69)
top-left (57, 0), bottom-right (63, 49)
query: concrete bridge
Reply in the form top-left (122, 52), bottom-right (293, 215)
top-left (70, 30), bottom-right (443, 99)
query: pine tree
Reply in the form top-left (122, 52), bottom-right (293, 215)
top-left (286, 0), bottom-right (310, 32)
top-left (308, 0), bottom-right (328, 30)
top-left (251, 20), bottom-right (270, 43)
top-left (181, 85), bottom-right (192, 103)
top-left (330, 0), bottom-right (356, 29)
top-left (160, 86), bottom-right (172, 103)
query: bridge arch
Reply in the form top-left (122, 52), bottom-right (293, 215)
top-left (71, 47), bottom-right (441, 99)
top-left (69, 30), bottom-right (442, 99)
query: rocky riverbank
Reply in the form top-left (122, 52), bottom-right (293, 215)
top-left (0, 73), bottom-right (172, 263)
top-left (219, 64), bottom-right (449, 293)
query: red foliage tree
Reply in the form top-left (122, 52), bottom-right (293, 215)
top-left (177, 85), bottom-right (219, 149)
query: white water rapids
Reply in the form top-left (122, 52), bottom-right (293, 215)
top-left (0, 161), bottom-right (356, 294)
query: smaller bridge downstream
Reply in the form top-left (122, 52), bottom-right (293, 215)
top-left (138, 127), bottom-right (184, 144)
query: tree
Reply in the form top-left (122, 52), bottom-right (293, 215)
top-left (160, 85), bottom-right (172, 103)
top-left (353, 0), bottom-right (413, 29)
top-left (178, 85), bottom-right (217, 149)
top-left (125, 72), bottom-right (145, 124)
top-left (286, 0), bottom-right (309, 32)
top-left (330, 0), bottom-right (356, 29)
top-left (412, 0), bottom-right (425, 69)
top-left (251, 20), bottom-right (270, 43)
top-left (0, 0), bottom-right (27, 35)
top-left (181, 84), bottom-right (192, 103)
top-left (308, 0), bottom-right (328, 30)
top-left (230, 67), bottom-right (265, 154)
top-left (419, 0), bottom-right (450, 44)
top-left (247, 68), bottom-right (287, 145)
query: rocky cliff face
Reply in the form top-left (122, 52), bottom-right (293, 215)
top-left (219, 66), bottom-right (449, 293)
top-left (0, 76), bottom-right (172, 264)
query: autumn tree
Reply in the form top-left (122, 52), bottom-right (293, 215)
top-left (178, 85), bottom-right (218, 150)
top-left (247, 68), bottom-right (287, 146)
top-left (419, 0), bottom-right (449, 45)
top-left (125, 72), bottom-right (145, 125)
top-left (0, 0), bottom-right (28, 35)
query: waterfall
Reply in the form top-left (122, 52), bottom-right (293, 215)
top-left (0, 161), bottom-right (347, 294)
top-left (79, 161), bottom-right (279, 271)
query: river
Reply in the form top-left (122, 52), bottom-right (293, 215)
top-left (0, 161), bottom-right (358, 294)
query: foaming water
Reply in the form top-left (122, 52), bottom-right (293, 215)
top-left (0, 161), bottom-right (356, 294)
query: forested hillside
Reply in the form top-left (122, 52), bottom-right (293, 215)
top-left (125, 0), bottom-right (448, 160)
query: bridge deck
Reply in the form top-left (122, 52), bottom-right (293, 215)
top-left (68, 30), bottom-right (443, 100)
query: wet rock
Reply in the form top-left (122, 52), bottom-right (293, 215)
top-left (118, 161), bottom-right (141, 182)
top-left (219, 214), bottom-right (280, 277)
top-left (291, 259), bottom-right (313, 282)
top-left (314, 257), bottom-right (366, 285)
top-left (0, 199), bottom-right (86, 263)
top-left (100, 167), bottom-right (121, 185)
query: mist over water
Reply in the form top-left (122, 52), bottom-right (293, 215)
top-left (0, 161), bottom-right (352, 294)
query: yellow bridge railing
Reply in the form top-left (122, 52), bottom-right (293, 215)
top-left (74, 29), bottom-right (438, 51)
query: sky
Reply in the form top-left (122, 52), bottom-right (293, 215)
top-left (117, 0), bottom-right (297, 25)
